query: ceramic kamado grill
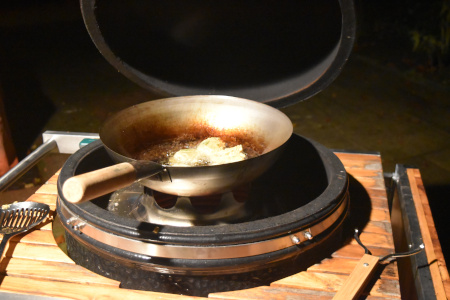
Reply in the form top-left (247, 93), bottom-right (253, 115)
top-left (3, 0), bottom-right (360, 297)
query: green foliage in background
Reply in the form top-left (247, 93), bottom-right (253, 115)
top-left (411, 0), bottom-right (450, 69)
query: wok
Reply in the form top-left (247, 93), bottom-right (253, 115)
top-left (62, 95), bottom-right (293, 203)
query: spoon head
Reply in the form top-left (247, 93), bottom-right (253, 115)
top-left (0, 202), bottom-right (50, 234)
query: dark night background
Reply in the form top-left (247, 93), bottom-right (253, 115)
top-left (0, 0), bottom-right (449, 279)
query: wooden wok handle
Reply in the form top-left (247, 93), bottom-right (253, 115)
top-left (333, 254), bottom-right (380, 300)
top-left (62, 162), bottom-right (138, 204)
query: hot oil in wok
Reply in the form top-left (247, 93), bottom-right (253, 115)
top-left (133, 134), bottom-right (265, 166)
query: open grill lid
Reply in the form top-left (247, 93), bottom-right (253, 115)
top-left (80, 0), bottom-right (355, 108)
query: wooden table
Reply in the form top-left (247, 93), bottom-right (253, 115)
top-left (0, 152), bottom-right (448, 299)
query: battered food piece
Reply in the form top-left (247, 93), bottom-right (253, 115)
top-left (168, 137), bottom-right (247, 166)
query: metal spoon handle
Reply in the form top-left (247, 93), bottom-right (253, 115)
top-left (0, 233), bottom-right (14, 260)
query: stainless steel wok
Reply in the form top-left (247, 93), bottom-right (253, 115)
top-left (62, 95), bottom-right (293, 203)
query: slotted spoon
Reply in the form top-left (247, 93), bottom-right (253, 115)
top-left (0, 202), bottom-right (50, 258)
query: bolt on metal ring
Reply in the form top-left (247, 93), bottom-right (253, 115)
top-left (303, 229), bottom-right (313, 240)
top-left (291, 235), bottom-right (301, 245)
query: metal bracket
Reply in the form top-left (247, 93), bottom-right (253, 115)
top-left (0, 131), bottom-right (99, 193)
top-left (42, 131), bottom-right (99, 154)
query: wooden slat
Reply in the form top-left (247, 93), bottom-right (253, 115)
top-left (342, 168), bottom-right (383, 179)
top-left (347, 176), bottom-right (386, 190)
top-left (3, 241), bottom-right (74, 263)
top-left (26, 193), bottom-right (57, 210)
top-left (212, 288), bottom-right (399, 300)
top-left (209, 286), bottom-right (392, 300)
top-left (210, 286), bottom-right (337, 300)
top-left (1, 257), bottom-right (120, 286)
top-left (35, 183), bottom-right (57, 195)
top-left (335, 153), bottom-right (387, 193)
top-left (407, 169), bottom-right (450, 299)
top-left (46, 174), bottom-right (59, 184)
top-left (369, 207), bottom-right (391, 223)
top-left (348, 231), bottom-right (394, 250)
top-left (34, 221), bottom-right (53, 231)
top-left (334, 152), bottom-right (382, 169)
top-left (271, 271), bottom-right (400, 298)
top-left (305, 257), bottom-right (398, 280)
top-left (361, 220), bottom-right (393, 236)
top-left (0, 276), bottom-right (199, 300)
top-left (332, 244), bottom-right (393, 260)
top-left (370, 196), bottom-right (390, 210)
top-left (364, 188), bottom-right (389, 201)
top-left (11, 229), bottom-right (56, 245)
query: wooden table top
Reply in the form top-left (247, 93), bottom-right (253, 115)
top-left (0, 151), bottom-right (445, 299)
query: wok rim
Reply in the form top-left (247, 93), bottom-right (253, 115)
top-left (98, 95), bottom-right (293, 168)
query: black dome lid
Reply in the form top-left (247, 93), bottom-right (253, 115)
top-left (80, 0), bottom-right (355, 108)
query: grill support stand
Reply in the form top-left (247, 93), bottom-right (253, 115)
top-left (0, 131), bottom-right (98, 192)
